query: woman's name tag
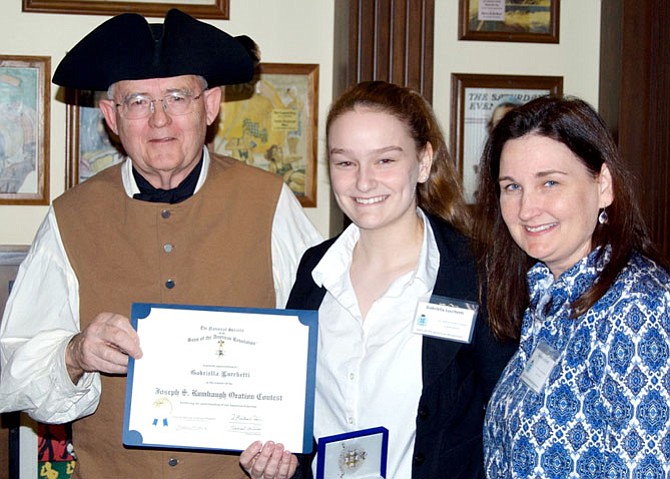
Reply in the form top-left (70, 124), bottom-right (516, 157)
top-left (412, 295), bottom-right (478, 343)
top-left (520, 341), bottom-right (559, 394)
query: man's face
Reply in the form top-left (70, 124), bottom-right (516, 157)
top-left (100, 75), bottom-right (221, 188)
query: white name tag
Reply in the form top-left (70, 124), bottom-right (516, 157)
top-left (412, 296), bottom-right (478, 343)
top-left (520, 341), bottom-right (559, 394)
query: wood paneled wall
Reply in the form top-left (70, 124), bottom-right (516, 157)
top-left (600, 0), bottom-right (670, 260)
top-left (333, 0), bottom-right (435, 101)
top-left (333, 1), bottom-right (669, 259)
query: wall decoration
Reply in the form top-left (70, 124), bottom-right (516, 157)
top-left (459, 0), bottom-right (560, 43)
top-left (65, 90), bottom-right (124, 190)
top-left (0, 245), bottom-right (28, 318)
top-left (0, 55), bottom-right (50, 205)
top-left (23, 0), bottom-right (229, 19)
top-left (451, 73), bottom-right (563, 203)
top-left (211, 63), bottom-right (319, 207)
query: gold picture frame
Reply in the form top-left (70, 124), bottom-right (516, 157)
top-left (451, 73), bottom-right (563, 203)
top-left (22, 0), bottom-right (229, 19)
top-left (211, 63), bottom-right (319, 207)
top-left (459, 0), bottom-right (560, 43)
top-left (65, 90), bottom-right (124, 190)
top-left (0, 55), bottom-right (50, 205)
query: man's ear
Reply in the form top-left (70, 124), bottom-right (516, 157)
top-left (204, 87), bottom-right (222, 125)
top-left (99, 99), bottom-right (119, 135)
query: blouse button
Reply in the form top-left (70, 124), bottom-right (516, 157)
top-left (161, 209), bottom-right (171, 219)
top-left (167, 458), bottom-right (178, 467)
top-left (163, 243), bottom-right (174, 253)
top-left (165, 279), bottom-right (175, 289)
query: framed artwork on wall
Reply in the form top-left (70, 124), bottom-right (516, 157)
top-left (0, 245), bottom-right (28, 318)
top-left (65, 90), bottom-right (124, 190)
top-left (22, 0), bottom-right (229, 18)
top-left (0, 55), bottom-right (50, 205)
top-left (450, 73), bottom-right (563, 203)
top-left (459, 0), bottom-right (560, 43)
top-left (211, 63), bottom-right (319, 207)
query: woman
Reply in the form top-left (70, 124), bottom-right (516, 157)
top-left (241, 81), bottom-right (516, 479)
top-left (475, 96), bottom-right (670, 478)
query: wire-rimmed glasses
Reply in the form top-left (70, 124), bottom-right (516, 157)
top-left (115, 90), bottom-right (206, 119)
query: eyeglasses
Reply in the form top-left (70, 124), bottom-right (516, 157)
top-left (115, 90), bottom-right (206, 119)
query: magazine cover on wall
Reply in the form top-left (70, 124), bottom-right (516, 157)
top-left (211, 63), bottom-right (319, 207)
top-left (451, 73), bottom-right (563, 203)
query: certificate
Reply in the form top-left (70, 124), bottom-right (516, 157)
top-left (123, 302), bottom-right (317, 453)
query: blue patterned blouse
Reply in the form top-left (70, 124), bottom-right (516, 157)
top-left (484, 248), bottom-right (670, 479)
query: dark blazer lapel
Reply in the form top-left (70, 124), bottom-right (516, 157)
top-left (421, 215), bottom-right (479, 388)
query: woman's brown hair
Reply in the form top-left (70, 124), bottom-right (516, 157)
top-left (474, 95), bottom-right (664, 340)
top-left (326, 81), bottom-right (471, 234)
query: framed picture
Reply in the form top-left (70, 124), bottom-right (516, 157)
top-left (23, 0), bottom-right (229, 19)
top-left (459, 0), bottom-right (560, 43)
top-left (0, 245), bottom-right (28, 321)
top-left (451, 73), bottom-right (563, 203)
top-left (211, 63), bottom-right (319, 207)
top-left (0, 55), bottom-right (50, 205)
top-left (65, 90), bottom-right (125, 190)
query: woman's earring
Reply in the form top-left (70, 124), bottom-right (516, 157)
top-left (598, 209), bottom-right (609, 225)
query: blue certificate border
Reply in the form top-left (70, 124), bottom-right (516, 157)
top-left (316, 426), bottom-right (389, 479)
top-left (123, 302), bottom-right (318, 453)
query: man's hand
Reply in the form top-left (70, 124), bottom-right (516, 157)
top-left (65, 312), bottom-right (143, 384)
top-left (240, 441), bottom-right (298, 479)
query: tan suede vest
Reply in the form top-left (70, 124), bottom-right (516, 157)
top-left (54, 154), bottom-right (281, 479)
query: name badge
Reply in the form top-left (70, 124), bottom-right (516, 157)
top-left (412, 295), bottom-right (478, 343)
top-left (520, 341), bottom-right (559, 394)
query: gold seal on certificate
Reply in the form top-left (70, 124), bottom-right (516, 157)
top-left (123, 303), bottom-right (318, 453)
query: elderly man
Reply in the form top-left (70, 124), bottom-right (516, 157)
top-left (0, 9), bottom-right (320, 478)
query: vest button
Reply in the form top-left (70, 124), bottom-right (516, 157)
top-left (161, 209), bottom-right (171, 219)
top-left (167, 458), bottom-right (178, 467)
top-left (163, 243), bottom-right (173, 253)
top-left (165, 279), bottom-right (175, 289)
top-left (413, 453), bottom-right (425, 465)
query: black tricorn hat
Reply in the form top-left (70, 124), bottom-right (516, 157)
top-left (53, 8), bottom-right (259, 91)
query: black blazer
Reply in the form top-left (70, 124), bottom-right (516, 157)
top-left (288, 214), bottom-right (517, 479)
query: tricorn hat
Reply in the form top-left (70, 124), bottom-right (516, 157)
top-left (53, 8), bottom-right (259, 91)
